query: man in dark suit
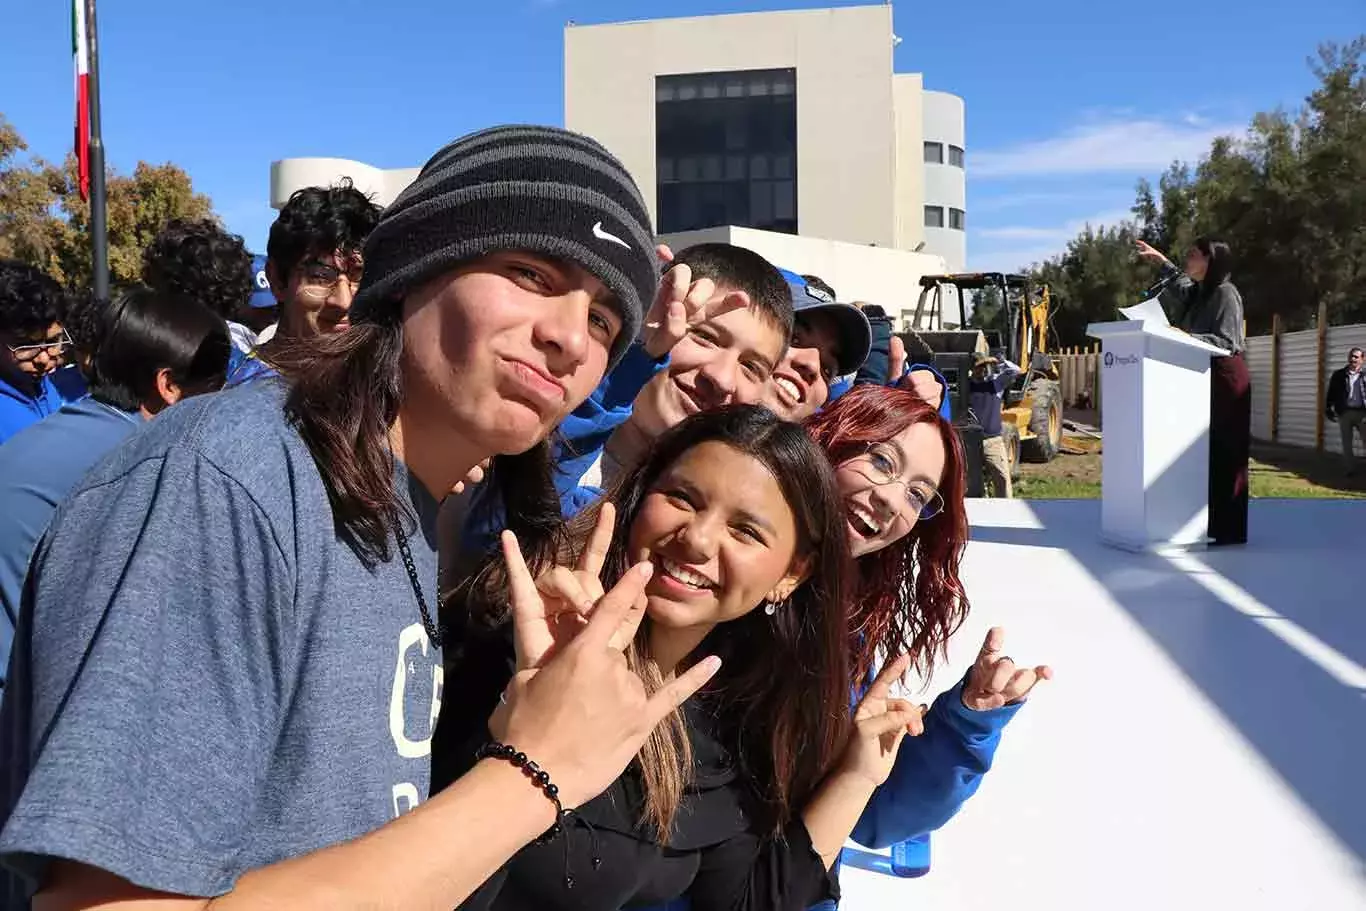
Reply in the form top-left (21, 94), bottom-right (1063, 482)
top-left (1325, 346), bottom-right (1365, 474)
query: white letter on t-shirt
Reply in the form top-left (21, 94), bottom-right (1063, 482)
top-left (392, 782), bottom-right (421, 817)
top-left (430, 661), bottom-right (444, 733)
top-left (389, 622), bottom-right (434, 759)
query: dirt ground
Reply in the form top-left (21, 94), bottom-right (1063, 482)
top-left (1012, 409), bottom-right (1366, 499)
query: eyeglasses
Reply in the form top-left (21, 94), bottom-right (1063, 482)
top-left (297, 260), bottom-right (363, 300)
top-left (845, 441), bottom-right (945, 521)
top-left (7, 330), bottom-right (72, 362)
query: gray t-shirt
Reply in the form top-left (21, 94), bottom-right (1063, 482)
top-left (0, 379), bottom-right (442, 903)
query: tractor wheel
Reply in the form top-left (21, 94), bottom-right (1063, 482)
top-left (1002, 423), bottom-right (1022, 480)
top-left (1021, 378), bottom-right (1063, 463)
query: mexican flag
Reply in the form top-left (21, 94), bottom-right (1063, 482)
top-left (72, 0), bottom-right (90, 201)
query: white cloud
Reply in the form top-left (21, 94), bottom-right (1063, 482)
top-left (970, 191), bottom-right (1107, 214)
top-left (967, 245), bottom-right (1061, 273)
top-left (972, 117), bottom-right (1244, 178)
top-left (974, 225), bottom-right (1068, 242)
top-left (970, 209), bottom-right (1135, 271)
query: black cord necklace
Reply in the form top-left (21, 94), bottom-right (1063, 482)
top-left (395, 524), bottom-right (443, 646)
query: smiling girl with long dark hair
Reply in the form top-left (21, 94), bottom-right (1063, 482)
top-left (436, 405), bottom-right (925, 911)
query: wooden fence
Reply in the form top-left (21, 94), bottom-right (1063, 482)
top-left (1053, 344), bottom-right (1102, 411)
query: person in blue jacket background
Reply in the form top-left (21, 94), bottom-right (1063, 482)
top-left (0, 261), bottom-right (85, 445)
top-left (0, 286), bottom-right (229, 691)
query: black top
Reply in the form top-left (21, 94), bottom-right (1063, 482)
top-left (432, 629), bottom-right (838, 911)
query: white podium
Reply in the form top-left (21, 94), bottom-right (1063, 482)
top-left (1086, 320), bottom-right (1226, 552)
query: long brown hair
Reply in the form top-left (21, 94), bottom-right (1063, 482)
top-left (271, 313), bottom-right (562, 584)
top-left (465, 405), bottom-right (853, 840)
top-left (805, 383), bottom-right (970, 683)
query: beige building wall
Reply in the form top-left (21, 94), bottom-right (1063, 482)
top-left (269, 158), bottom-right (419, 209)
top-left (892, 73), bottom-right (925, 252)
top-left (659, 225), bottom-right (946, 318)
top-left (564, 5), bottom-right (899, 247)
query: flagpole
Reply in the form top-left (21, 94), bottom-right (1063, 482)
top-left (84, 0), bottom-right (109, 300)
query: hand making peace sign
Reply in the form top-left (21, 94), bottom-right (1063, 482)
top-left (839, 654), bottom-right (928, 788)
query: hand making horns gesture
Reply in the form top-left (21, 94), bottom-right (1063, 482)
top-left (491, 525), bottom-right (722, 809)
top-left (961, 627), bottom-right (1053, 711)
top-left (505, 503), bottom-right (624, 671)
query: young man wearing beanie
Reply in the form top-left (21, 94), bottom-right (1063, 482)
top-left (0, 125), bottom-right (719, 910)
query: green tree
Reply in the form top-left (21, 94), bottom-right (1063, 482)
top-left (1031, 225), bottom-right (1148, 347)
top-left (1029, 36), bottom-right (1366, 339)
top-left (0, 114), bottom-right (217, 289)
top-left (0, 115), bottom-right (64, 272)
top-left (968, 285), bottom-right (1002, 331)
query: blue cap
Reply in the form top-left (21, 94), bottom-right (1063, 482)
top-left (777, 268), bottom-right (872, 376)
top-left (249, 255), bottom-right (277, 309)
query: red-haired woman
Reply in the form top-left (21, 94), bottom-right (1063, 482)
top-left (805, 383), bottom-right (1052, 861)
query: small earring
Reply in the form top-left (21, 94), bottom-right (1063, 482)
top-left (764, 600), bottom-right (777, 616)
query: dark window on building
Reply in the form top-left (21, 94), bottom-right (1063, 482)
top-left (924, 142), bottom-right (944, 164)
top-left (656, 68), bottom-right (798, 234)
top-left (948, 145), bottom-right (965, 168)
top-left (924, 205), bottom-right (945, 228)
top-left (949, 207), bottom-right (965, 230)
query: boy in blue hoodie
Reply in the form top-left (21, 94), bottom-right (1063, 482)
top-left (0, 261), bottom-right (83, 445)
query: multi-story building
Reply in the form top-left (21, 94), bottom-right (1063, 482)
top-left (563, 4), bottom-right (967, 271)
top-left (269, 5), bottom-right (965, 314)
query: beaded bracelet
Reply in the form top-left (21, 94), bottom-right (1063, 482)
top-left (476, 741), bottom-right (565, 842)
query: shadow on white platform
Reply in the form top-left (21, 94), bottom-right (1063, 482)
top-left (840, 498), bottom-right (1366, 911)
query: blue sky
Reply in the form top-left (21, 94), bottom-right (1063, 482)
top-left (3, 0), bottom-right (1361, 272)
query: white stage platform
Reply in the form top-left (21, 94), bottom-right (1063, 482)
top-left (840, 498), bottom-right (1366, 911)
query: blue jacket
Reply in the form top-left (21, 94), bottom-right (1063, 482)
top-left (969, 359), bottom-right (1022, 438)
top-left (853, 313), bottom-right (952, 419)
top-left (552, 341), bottom-right (665, 517)
top-left (0, 397), bottom-right (142, 689)
top-left (849, 677), bottom-right (1019, 847)
top-left (0, 367), bottom-right (85, 446)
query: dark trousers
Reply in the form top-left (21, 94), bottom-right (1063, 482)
top-left (1209, 352), bottom-right (1251, 543)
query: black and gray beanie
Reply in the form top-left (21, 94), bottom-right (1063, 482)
top-left (351, 124), bottom-right (657, 369)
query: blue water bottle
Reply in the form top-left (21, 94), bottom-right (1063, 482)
top-left (890, 834), bottom-right (932, 878)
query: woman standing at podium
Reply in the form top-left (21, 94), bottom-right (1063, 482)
top-left (1136, 237), bottom-right (1250, 545)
